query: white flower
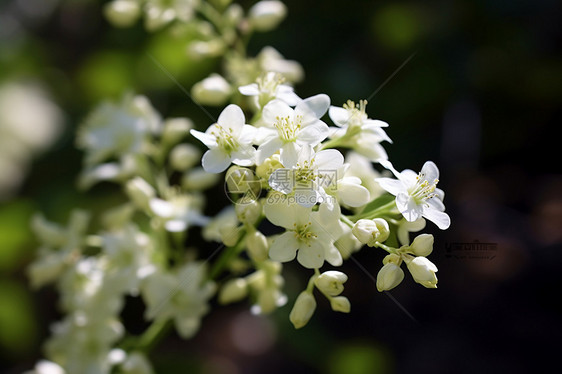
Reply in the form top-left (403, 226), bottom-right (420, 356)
top-left (268, 145), bottom-right (344, 207)
top-left (190, 104), bottom-right (257, 173)
top-left (376, 160), bottom-right (451, 229)
top-left (264, 195), bottom-right (343, 268)
top-left (149, 193), bottom-right (208, 232)
top-left (328, 100), bottom-right (391, 161)
top-left (258, 46), bottom-right (304, 83)
top-left (257, 95), bottom-right (330, 165)
top-left (77, 95), bottom-right (161, 166)
top-left (121, 352), bottom-right (154, 374)
top-left (323, 162), bottom-right (371, 208)
top-left (239, 72), bottom-right (300, 109)
top-left (142, 262), bottom-right (216, 339)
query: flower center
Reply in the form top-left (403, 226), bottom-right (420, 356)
top-left (274, 114), bottom-right (302, 142)
top-left (293, 222), bottom-right (318, 246)
top-left (211, 125), bottom-right (239, 155)
top-left (410, 173), bottom-right (439, 204)
top-left (294, 159), bottom-right (316, 184)
top-left (343, 99), bottom-right (368, 129)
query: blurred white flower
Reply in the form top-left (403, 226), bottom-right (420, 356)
top-left (248, 0), bottom-right (287, 32)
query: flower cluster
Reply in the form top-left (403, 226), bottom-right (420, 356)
top-left (26, 0), bottom-right (451, 372)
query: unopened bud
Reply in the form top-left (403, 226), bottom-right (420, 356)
top-left (169, 144), bottom-right (201, 171)
top-left (235, 199), bottom-right (262, 225)
top-left (218, 278), bottom-right (248, 304)
top-left (289, 291), bottom-right (316, 329)
top-left (191, 74), bottom-right (231, 106)
top-left (255, 154), bottom-right (283, 181)
top-left (188, 40), bottom-right (225, 60)
top-left (182, 168), bottom-right (220, 190)
top-left (248, 1), bottom-right (287, 32)
top-left (220, 225), bottom-right (242, 247)
top-left (224, 4), bottom-right (244, 26)
top-left (409, 234), bottom-right (434, 257)
top-left (376, 262), bottom-right (404, 292)
top-left (226, 166), bottom-right (259, 195)
top-left (245, 230), bottom-right (268, 262)
top-left (314, 271), bottom-right (347, 296)
top-left (104, 0), bottom-right (141, 28)
top-left (161, 118), bottom-right (193, 146)
top-left (352, 218), bottom-right (390, 246)
top-left (125, 177), bottom-right (156, 210)
top-left (330, 296), bottom-right (351, 313)
top-left (405, 256), bottom-right (438, 289)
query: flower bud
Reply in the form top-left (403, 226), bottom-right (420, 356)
top-left (218, 278), bottom-right (248, 304)
top-left (182, 168), bottom-right (220, 190)
top-left (104, 0), bottom-right (141, 28)
top-left (406, 256), bottom-right (438, 288)
top-left (248, 1), bottom-right (287, 32)
top-left (219, 225), bottom-right (242, 247)
top-left (191, 74), bottom-right (231, 106)
top-left (289, 291), bottom-right (316, 329)
top-left (225, 166), bottom-right (259, 195)
top-left (101, 203), bottom-right (135, 229)
top-left (255, 288), bottom-right (278, 314)
top-left (125, 177), bottom-right (156, 210)
top-left (330, 296), bottom-right (351, 313)
top-left (161, 118), bottom-right (193, 146)
top-left (235, 199), bottom-right (262, 225)
top-left (188, 40), bottom-right (225, 60)
top-left (255, 154), bottom-right (283, 181)
top-left (314, 271), bottom-right (348, 296)
top-left (376, 262), bottom-right (404, 292)
top-left (245, 231), bottom-right (269, 262)
top-left (352, 218), bottom-right (389, 246)
top-left (409, 234), bottom-right (434, 257)
top-left (224, 4), bottom-right (244, 26)
top-left (169, 144), bottom-right (201, 171)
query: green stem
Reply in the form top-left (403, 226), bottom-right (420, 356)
top-left (136, 319), bottom-right (173, 353)
top-left (352, 200), bottom-right (397, 221)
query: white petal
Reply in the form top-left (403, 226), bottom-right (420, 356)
top-left (315, 149), bottom-right (344, 170)
top-left (280, 141), bottom-right (300, 167)
top-left (276, 87), bottom-right (301, 106)
top-left (328, 106), bottom-right (349, 127)
top-left (421, 161), bottom-right (439, 182)
top-left (363, 119), bottom-right (389, 127)
top-left (238, 125), bottom-right (258, 145)
top-left (356, 142), bottom-right (388, 162)
top-left (231, 146), bottom-right (256, 166)
top-left (422, 207), bottom-right (451, 230)
top-left (190, 129), bottom-right (217, 148)
top-left (217, 104), bottom-right (245, 133)
top-left (269, 168), bottom-right (294, 194)
top-left (149, 198), bottom-right (175, 218)
top-left (294, 188), bottom-right (318, 208)
top-left (238, 83), bottom-right (260, 96)
top-left (427, 196), bottom-right (445, 212)
top-left (296, 94), bottom-right (330, 123)
top-left (396, 194), bottom-right (423, 222)
top-left (256, 137), bottom-right (284, 164)
top-left (297, 241), bottom-right (325, 269)
top-left (262, 99), bottom-right (293, 125)
top-left (263, 193), bottom-right (296, 228)
top-left (296, 121), bottom-right (329, 145)
top-left (337, 182), bottom-right (370, 207)
top-left (324, 244), bottom-right (343, 266)
top-left (269, 232), bottom-right (299, 262)
top-left (202, 149), bottom-right (231, 173)
top-left (375, 177), bottom-right (405, 196)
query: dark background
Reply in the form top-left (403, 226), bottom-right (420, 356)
top-left (1, 0), bottom-right (561, 373)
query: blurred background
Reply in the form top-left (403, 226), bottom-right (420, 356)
top-left (1, 0), bottom-right (561, 373)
